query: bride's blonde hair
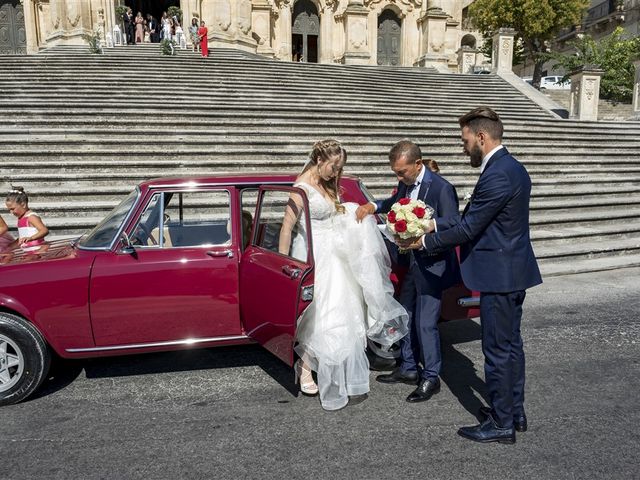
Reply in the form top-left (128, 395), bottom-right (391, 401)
top-left (301, 139), bottom-right (347, 214)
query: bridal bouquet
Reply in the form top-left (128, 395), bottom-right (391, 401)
top-left (386, 198), bottom-right (434, 241)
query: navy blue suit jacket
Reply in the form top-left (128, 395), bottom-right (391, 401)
top-left (424, 147), bottom-right (542, 293)
top-left (376, 168), bottom-right (461, 290)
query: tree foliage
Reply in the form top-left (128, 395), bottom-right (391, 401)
top-left (546, 27), bottom-right (640, 102)
top-left (468, 0), bottom-right (590, 87)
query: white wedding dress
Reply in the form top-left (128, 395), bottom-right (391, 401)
top-left (292, 182), bottom-right (409, 411)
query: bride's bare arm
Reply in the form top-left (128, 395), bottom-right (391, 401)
top-left (278, 192), bottom-right (304, 255)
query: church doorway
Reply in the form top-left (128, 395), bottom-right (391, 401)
top-left (125, 0), bottom-right (180, 23)
top-left (0, 0), bottom-right (26, 55)
top-left (292, 0), bottom-right (319, 63)
top-left (377, 9), bottom-right (401, 66)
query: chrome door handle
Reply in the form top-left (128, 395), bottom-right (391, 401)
top-left (282, 265), bottom-right (302, 279)
top-left (206, 250), bottom-right (233, 258)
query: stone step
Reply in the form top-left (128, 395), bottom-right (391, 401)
top-left (535, 235), bottom-right (640, 262)
top-left (539, 252), bottom-right (640, 276)
top-left (2, 132), bottom-right (639, 148)
top-left (5, 114), bottom-right (637, 134)
top-left (2, 125), bottom-right (640, 140)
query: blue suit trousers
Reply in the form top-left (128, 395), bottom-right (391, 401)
top-left (398, 262), bottom-right (442, 382)
top-left (480, 291), bottom-right (526, 428)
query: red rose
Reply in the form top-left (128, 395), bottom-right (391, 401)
top-left (413, 207), bottom-right (426, 218)
top-left (391, 187), bottom-right (398, 196)
top-left (395, 220), bottom-right (407, 233)
top-left (387, 211), bottom-right (396, 223)
top-left (399, 198), bottom-right (411, 206)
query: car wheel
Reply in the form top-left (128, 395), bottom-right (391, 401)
top-left (0, 313), bottom-right (51, 406)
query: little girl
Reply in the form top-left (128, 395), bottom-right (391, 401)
top-left (5, 187), bottom-right (48, 251)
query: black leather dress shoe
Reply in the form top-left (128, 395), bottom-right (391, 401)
top-left (458, 416), bottom-right (516, 444)
top-left (406, 378), bottom-right (440, 403)
top-left (376, 368), bottom-right (418, 385)
top-left (479, 406), bottom-right (528, 432)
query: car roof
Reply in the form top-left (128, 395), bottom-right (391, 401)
top-left (139, 173), bottom-right (360, 189)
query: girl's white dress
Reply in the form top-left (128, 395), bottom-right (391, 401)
top-left (292, 182), bottom-right (409, 410)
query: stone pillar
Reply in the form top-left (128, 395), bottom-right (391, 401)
top-left (201, 0), bottom-right (257, 52)
top-left (251, 0), bottom-right (274, 57)
top-left (491, 27), bottom-right (515, 74)
top-left (274, 0), bottom-right (292, 61)
top-left (22, 1), bottom-right (40, 54)
top-left (632, 59), bottom-right (640, 120)
top-left (415, 6), bottom-right (449, 68)
top-left (457, 45), bottom-right (477, 74)
top-left (569, 66), bottom-right (604, 121)
top-left (342, 0), bottom-right (370, 65)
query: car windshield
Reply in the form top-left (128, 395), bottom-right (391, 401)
top-left (78, 189), bottom-right (139, 249)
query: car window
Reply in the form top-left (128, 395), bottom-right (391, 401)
top-left (78, 189), bottom-right (138, 249)
top-left (254, 189), bottom-right (309, 263)
top-left (130, 193), bottom-right (163, 247)
top-left (133, 190), bottom-right (231, 248)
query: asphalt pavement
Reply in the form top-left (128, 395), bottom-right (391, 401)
top-left (2, 267), bottom-right (639, 480)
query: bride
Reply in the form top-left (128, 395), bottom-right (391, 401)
top-left (279, 139), bottom-right (409, 411)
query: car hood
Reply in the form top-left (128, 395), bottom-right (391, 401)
top-left (0, 239), bottom-right (80, 266)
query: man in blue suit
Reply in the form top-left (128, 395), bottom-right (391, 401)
top-left (400, 107), bottom-right (542, 444)
top-left (356, 140), bottom-right (460, 403)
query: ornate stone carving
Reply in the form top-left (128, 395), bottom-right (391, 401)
top-left (237, 0), bottom-right (252, 34)
top-left (66, 0), bottom-right (80, 28)
top-left (350, 18), bottom-right (367, 49)
top-left (584, 78), bottom-right (596, 101)
top-left (216, 0), bottom-right (232, 31)
top-left (501, 38), bottom-right (510, 57)
top-left (364, 0), bottom-right (422, 11)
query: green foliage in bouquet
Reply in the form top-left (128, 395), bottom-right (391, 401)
top-left (545, 27), bottom-right (640, 103)
top-left (84, 30), bottom-right (103, 55)
top-left (160, 38), bottom-right (176, 56)
top-left (469, 0), bottom-right (590, 89)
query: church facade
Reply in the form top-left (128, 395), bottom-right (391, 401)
top-left (2, 0), bottom-right (484, 71)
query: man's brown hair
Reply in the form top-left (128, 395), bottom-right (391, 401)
top-left (389, 139), bottom-right (422, 164)
top-left (458, 107), bottom-right (504, 141)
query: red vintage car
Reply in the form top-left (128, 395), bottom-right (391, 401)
top-left (0, 174), bottom-right (478, 405)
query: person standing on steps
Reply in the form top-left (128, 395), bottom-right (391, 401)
top-left (190, 18), bottom-right (200, 53)
top-left (123, 8), bottom-right (135, 45)
top-left (398, 107), bottom-right (542, 445)
top-left (198, 21), bottom-right (209, 58)
top-left (135, 12), bottom-right (144, 44)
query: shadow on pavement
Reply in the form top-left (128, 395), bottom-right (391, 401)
top-left (33, 344), bottom-right (299, 401)
top-left (439, 318), bottom-right (489, 419)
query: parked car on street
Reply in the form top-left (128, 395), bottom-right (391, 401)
top-left (522, 75), bottom-right (571, 90)
top-left (0, 174), bottom-right (478, 405)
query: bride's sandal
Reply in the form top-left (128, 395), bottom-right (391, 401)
top-left (294, 360), bottom-right (319, 396)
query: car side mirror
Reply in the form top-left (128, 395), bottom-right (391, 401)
top-left (119, 232), bottom-right (136, 256)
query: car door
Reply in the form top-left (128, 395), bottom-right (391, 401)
top-left (240, 186), bottom-right (314, 365)
top-left (89, 187), bottom-right (243, 347)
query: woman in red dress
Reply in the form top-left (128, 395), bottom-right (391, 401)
top-left (198, 21), bottom-right (208, 57)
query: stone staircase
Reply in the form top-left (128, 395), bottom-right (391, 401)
top-left (1, 43), bottom-right (640, 276)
